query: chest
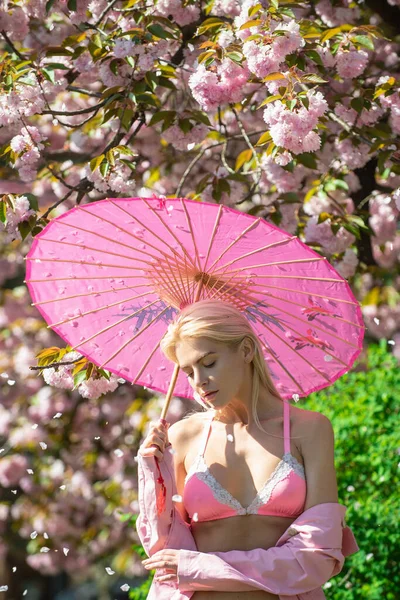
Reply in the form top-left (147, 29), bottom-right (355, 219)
top-left (183, 420), bottom-right (303, 505)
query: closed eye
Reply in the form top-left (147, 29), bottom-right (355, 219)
top-left (185, 361), bottom-right (215, 379)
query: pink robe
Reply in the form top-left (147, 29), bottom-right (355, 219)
top-left (137, 446), bottom-right (359, 600)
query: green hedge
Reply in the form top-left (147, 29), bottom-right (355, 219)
top-left (304, 341), bottom-right (399, 599)
top-left (132, 341), bottom-right (399, 599)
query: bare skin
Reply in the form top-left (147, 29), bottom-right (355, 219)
top-left (140, 336), bottom-right (338, 598)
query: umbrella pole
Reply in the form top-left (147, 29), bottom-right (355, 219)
top-left (160, 280), bottom-right (204, 421)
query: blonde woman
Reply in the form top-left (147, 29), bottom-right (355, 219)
top-left (137, 299), bottom-right (358, 600)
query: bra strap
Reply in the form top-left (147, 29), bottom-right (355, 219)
top-left (283, 400), bottom-right (291, 454)
top-left (198, 411), bottom-right (215, 457)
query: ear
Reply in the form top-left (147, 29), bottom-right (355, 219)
top-left (240, 337), bottom-right (255, 363)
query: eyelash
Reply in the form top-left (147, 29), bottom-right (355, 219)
top-left (186, 361), bottom-right (215, 379)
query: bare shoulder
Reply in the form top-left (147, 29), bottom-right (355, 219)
top-left (290, 405), bottom-right (334, 453)
top-left (168, 411), bottom-right (209, 456)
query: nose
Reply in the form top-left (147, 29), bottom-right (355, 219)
top-left (193, 368), bottom-right (208, 388)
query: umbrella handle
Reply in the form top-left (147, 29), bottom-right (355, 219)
top-left (160, 362), bottom-right (180, 421)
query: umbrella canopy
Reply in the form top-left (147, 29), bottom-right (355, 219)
top-left (25, 197), bottom-right (365, 403)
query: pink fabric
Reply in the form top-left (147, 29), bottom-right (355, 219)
top-left (25, 196), bottom-right (365, 402)
top-left (184, 402), bottom-right (306, 522)
top-left (136, 447), bottom-right (359, 600)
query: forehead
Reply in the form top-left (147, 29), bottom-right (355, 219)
top-left (175, 338), bottom-right (225, 365)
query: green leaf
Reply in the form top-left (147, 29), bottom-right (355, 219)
top-left (41, 68), bottom-right (55, 84)
top-left (148, 110), bottom-right (176, 127)
top-left (73, 370), bottom-right (87, 390)
top-left (45, 0), bottom-right (57, 12)
top-left (0, 199), bottom-right (7, 224)
top-left (18, 220), bottom-right (32, 241)
top-left (147, 24), bottom-right (172, 40)
top-left (67, 0), bottom-right (77, 10)
top-left (99, 161), bottom-right (110, 178)
top-left (296, 152), bottom-right (318, 169)
top-left (255, 131), bottom-right (272, 147)
top-left (90, 154), bottom-right (105, 171)
top-left (352, 34), bottom-right (374, 51)
top-left (350, 97), bottom-right (364, 114)
top-left (305, 50), bottom-right (324, 66)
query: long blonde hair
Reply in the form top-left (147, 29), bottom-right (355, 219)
top-left (160, 299), bottom-right (289, 437)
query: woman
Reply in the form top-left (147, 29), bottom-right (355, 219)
top-left (137, 299), bottom-right (357, 599)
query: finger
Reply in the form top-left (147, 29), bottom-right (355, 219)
top-left (143, 561), bottom-right (175, 570)
top-left (154, 574), bottom-right (177, 582)
top-left (139, 448), bottom-right (164, 461)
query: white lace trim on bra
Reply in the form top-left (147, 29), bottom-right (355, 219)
top-left (185, 453), bottom-right (305, 516)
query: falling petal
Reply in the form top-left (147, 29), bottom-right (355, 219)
top-left (32, 424), bottom-right (38, 429)
top-left (12, 567), bottom-right (17, 572)
top-left (26, 469), bottom-right (34, 474)
top-left (292, 394), bottom-right (300, 402)
top-left (53, 413), bottom-right (62, 419)
top-left (39, 442), bottom-right (47, 450)
top-left (172, 494), bottom-right (182, 503)
top-left (388, 340), bottom-right (395, 345)
top-left (11, 490), bottom-right (17, 494)
top-left (373, 317), bottom-right (380, 324)
top-left (0, 586), bottom-right (9, 592)
top-left (324, 355), bottom-right (333, 362)
top-left (192, 513), bottom-right (199, 522)
top-left (63, 548), bottom-right (69, 556)
top-left (105, 567), bottom-right (115, 575)
top-left (40, 547), bottom-right (50, 553)
top-left (44, 533), bottom-right (49, 539)
top-left (227, 434), bottom-right (234, 442)
top-left (114, 449), bottom-right (124, 457)
top-left (60, 485), bottom-right (66, 490)
top-left (30, 531), bottom-right (38, 539)
top-left (121, 584), bottom-right (130, 591)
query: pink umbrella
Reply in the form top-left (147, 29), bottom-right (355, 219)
top-left (25, 196), bottom-right (365, 418)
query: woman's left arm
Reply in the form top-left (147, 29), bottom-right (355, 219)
top-left (143, 414), bottom-right (359, 594)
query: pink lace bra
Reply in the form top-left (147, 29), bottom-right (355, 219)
top-left (183, 401), bottom-right (306, 523)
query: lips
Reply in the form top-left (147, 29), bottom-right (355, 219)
top-left (203, 390), bottom-right (218, 398)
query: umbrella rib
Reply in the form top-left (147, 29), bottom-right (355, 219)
top-left (25, 238), bottom-right (159, 269)
top-left (248, 309), bottom-right (334, 383)
top-left (48, 291), bottom-right (159, 328)
top-left (211, 236), bottom-right (298, 273)
top-left (67, 299), bottom-right (163, 351)
top-left (213, 257), bottom-right (325, 275)
top-left (98, 306), bottom-right (170, 369)
top-left (206, 217), bottom-right (262, 273)
top-left (249, 282), bottom-right (360, 306)
top-left (253, 297), bottom-right (360, 349)
top-left (25, 275), bottom-right (149, 283)
top-left (248, 319), bottom-right (306, 394)
top-left (77, 203), bottom-right (194, 270)
top-left (180, 198), bottom-right (202, 272)
top-left (248, 287), bottom-right (364, 330)
top-left (31, 284), bottom-right (153, 306)
top-left (132, 339), bottom-right (162, 383)
top-left (203, 204), bottom-right (223, 273)
top-left (104, 198), bottom-right (195, 268)
top-left (140, 198), bottom-right (198, 271)
top-left (153, 256), bottom-right (186, 308)
top-left (25, 257), bottom-right (152, 271)
top-left (240, 273), bottom-right (344, 282)
top-left (53, 218), bottom-right (186, 267)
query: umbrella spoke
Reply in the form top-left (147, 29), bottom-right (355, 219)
top-left (141, 198), bottom-right (197, 271)
top-left (25, 275), bottom-right (149, 282)
top-left (55, 217), bottom-right (186, 267)
top-left (249, 282), bottom-right (360, 306)
top-left (206, 217), bottom-right (262, 273)
top-left (133, 339), bottom-right (162, 383)
top-left (48, 291), bottom-right (159, 328)
top-left (153, 254), bottom-right (187, 308)
top-left (203, 204), bottom-right (223, 273)
top-left (248, 309), bottom-right (334, 384)
top-left (31, 284), bottom-right (152, 306)
top-left (180, 199), bottom-right (202, 272)
top-left (26, 257), bottom-right (152, 271)
top-left (99, 306), bottom-right (170, 368)
top-left (211, 236), bottom-right (297, 274)
top-left (252, 297), bottom-right (360, 350)
top-left (68, 298), bottom-right (163, 351)
top-left (213, 257), bottom-right (325, 275)
top-left (248, 287), bottom-right (364, 329)
top-left (79, 203), bottom-right (195, 271)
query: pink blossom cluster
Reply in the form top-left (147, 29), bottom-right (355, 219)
top-left (0, 5), bottom-right (29, 40)
top-left (189, 59), bottom-right (250, 111)
top-left (263, 90), bottom-right (328, 154)
top-left (0, 83), bottom-right (46, 126)
top-left (78, 374), bottom-right (120, 399)
top-left (260, 154), bottom-right (307, 193)
top-left (394, 188), bottom-right (400, 211)
top-left (314, 0), bottom-right (360, 27)
top-left (3, 195), bottom-right (36, 243)
top-left (362, 303), bottom-right (400, 340)
top-left (303, 191), bottom-right (355, 217)
top-left (332, 248), bottom-right (359, 279)
top-left (113, 38), bottom-right (170, 77)
top-left (149, 0), bottom-right (200, 26)
top-left (200, 166), bottom-right (247, 206)
top-left (334, 99), bottom-right (384, 127)
top-left (379, 85), bottom-right (400, 134)
top-left (234, 0), bottom-right (268, 40)
top-left (85, 163), bottom-right (136, 194)
top-left (335, 48), bottom-right (369, 79)
top-left (0, 454), bottom-right (29, 487)
top-left (304, 215), bottom-right (356, 255)
top-left (334, 137), bottom-right (372, 169)
top-left (162, 122), bottom-right (209, 150)
top-left (243, 20), bottom-right (305, 79)
top-left (369, 192), bottom-right (399, 243)
top-left (10, 125), bottom-right (46, 182)
top-left (213, 0), bottom-right (241, 16)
